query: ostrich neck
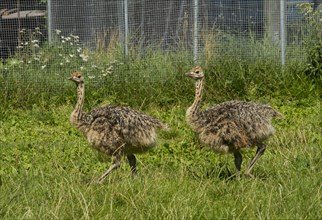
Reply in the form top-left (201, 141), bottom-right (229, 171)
top-left (71, 82), bottom-right (85, 125)
top-left (187, 78), bottom-right (204, 118)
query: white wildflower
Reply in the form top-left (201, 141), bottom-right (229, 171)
top-left (55, 29), bottom-right (61, 35)
top-left (80, 53), bottom-right (89, 62)
top-left (41, 65), bottom-right (46, 69)
top-left (60, 62), bottom-right (64, 66)
top-left (69, 54), bottom-right (74, 58)
top-left (70, 34), bottom-right (79, 39)
top-left (88, 75), bottom-right (95, 79)
top-left (77, 48), bottom-right (82, 53)
top-left (9, 60), bottom-right (19, 65)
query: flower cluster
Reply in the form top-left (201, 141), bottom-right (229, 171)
top-left (6, 28), bottom-right (123, 79)
top-left (54, 29), bottom-right (88, 67)
top-left (86, 60), bottom-right (123, 80)
top-left (16, 28), bottom-right (41, 52)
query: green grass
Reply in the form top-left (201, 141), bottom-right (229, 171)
top-left (0, 30), bottom-right (321, 218)
top-left (0, 96), bottom-right (321, 219)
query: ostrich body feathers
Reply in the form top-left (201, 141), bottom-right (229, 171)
top-left (70, 105), bottom-right (167, 155)
top-left (187, 100), bottom-right (283, 153)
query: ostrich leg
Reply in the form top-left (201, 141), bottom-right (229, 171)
top-left (127, 154), bottom-right (137, 175)
top-left (234, 151), bottom-right (242, 179)
top-left (98, 153), bottom-right (122, 183)
top-left (245, 143), bottom-right (266, 177)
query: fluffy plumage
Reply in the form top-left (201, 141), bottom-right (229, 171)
top-left (69, 71), bottom-right (168, 182)
top-left (186, 66), bottom-right (283, 177)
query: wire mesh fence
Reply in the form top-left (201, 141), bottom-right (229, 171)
top-left (47, 0), bottom-right (319, 61)
top-left (0, 0), bottom-right (321, 86)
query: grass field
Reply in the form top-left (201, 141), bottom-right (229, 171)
top-left (0, 28), bottom-right (322, 218)
top-left (0, 61), bottom-right (321, 219)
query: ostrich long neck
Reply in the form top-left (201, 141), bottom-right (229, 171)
top-left (72, 82), bottom-right (85, 124)
top-left (188, 78), bottom-right (204, 118)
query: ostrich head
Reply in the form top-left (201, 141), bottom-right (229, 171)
top-left (69, 71), bottom-right (84, 84)
top-left (185, 66), bottom-right (204, 80)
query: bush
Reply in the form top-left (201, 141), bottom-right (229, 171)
top-left (298, 3), bottom-right (322, 81)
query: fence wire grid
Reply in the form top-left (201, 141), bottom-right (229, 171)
top-left (0, 0), bottom-right (321, 86)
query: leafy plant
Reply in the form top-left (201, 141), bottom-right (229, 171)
top-left (298, 3), bottom-right (322, 80)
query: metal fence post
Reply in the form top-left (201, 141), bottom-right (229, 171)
top-left (280, 0), bottom-right (286, 65)
top-left (47, 0), bottom-right (52, 43)
top-left (193, 0), bottom-right (199, 64)
top-left (117, 0), bottom-right (128, 58)
top-left (124, 0), bottom-right (129, 57)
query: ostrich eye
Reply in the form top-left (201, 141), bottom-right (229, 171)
top-left (195, 70), bottom-right (199, 74)
top-left (77, 75), bottom-right (81, 78)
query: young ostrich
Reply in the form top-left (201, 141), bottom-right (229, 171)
top-left (185, 66), bottom-right (283, 177)
top-left (69, 71), bottom-right (168, 182)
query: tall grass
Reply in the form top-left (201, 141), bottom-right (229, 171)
top-left (0, 30), bottom-right (319, 111)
